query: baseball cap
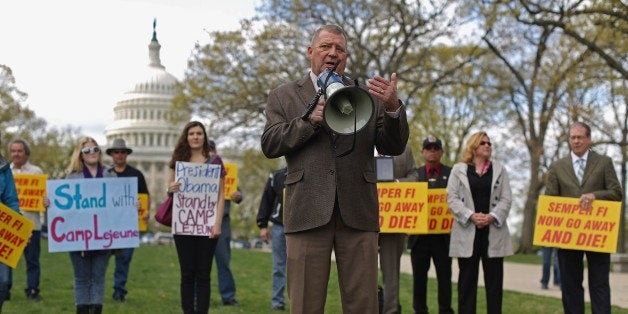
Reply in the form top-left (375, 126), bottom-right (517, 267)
top-left (422, 136), bottom-right (442, 150)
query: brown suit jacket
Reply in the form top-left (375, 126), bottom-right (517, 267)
top-left (261, 74), bottom-right (409, 233)
top-left (545, 150), bottom-right (622, 201)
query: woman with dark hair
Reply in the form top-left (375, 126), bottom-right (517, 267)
top-left (167, 121), bottom-right (226, 314)
top-left (446, 131), bottom-right (513, 314)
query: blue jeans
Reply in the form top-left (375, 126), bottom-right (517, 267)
top-left (0, 263), bottom-right (11, 309)
top-left (69, 250), bottom-right (111, 305)
top-left (24, 230), bottom-right (41, 296)
top-left (541, 247), bottom-right (560, 286)
top-left (215, 215), bottom-right (236, 302)
top-left (113, 248), bottom-right (134, 298)
top-left (271, 224), bottom-right (286, 308)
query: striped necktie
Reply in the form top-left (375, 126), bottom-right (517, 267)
top-left (576, 158), bottom-right (585, 184)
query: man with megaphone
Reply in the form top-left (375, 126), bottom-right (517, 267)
top-left (261, 24), bottom-right (409, 314)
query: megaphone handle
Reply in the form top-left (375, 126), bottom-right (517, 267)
top-left (300, 89), bottom-right (325, 121)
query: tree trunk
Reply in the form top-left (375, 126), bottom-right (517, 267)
top-left (517, 154), bottom-right (543, 254)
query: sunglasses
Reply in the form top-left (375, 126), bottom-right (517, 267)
top-left (111, 150), bottom-right (128, 154)
top-left (479, 141), bottom-right (492, 147)
top-left (81, 147), bottom-right (101, 154)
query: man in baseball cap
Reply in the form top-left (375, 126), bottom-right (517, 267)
top-left (106, 138), bottom-right (147, 302)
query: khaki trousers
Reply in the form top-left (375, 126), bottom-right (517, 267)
top-left (286, 211), bottom-right (379, 314)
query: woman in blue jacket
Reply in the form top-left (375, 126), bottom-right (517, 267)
top-left (0, 140), bottom-right (20, 310)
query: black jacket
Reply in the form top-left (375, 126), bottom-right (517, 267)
top-left (257, 168), bottom-right (287, 227)
top-left (407, 163), bottom-right (451, 249)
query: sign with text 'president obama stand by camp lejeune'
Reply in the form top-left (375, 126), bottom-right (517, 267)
top-left (533, 195), bottom-right (621, 253)
top-left (172, 161), bottom-right (221, 236)
top-left (46, 177), bottom-right (139, 253)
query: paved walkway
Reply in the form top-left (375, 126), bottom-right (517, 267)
top-left (398, 254), bottom-right (628, 309)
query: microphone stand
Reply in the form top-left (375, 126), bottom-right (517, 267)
top-left (300, 60), bottom-right (341, 121)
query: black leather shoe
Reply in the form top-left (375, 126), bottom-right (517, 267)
top-left (113, 295), bottom-right (126, 302)
top-left (27, 293), bottom-right (41, 301)
top-left (223, 299), bottom-right (240, 306)
top-left (271, 305), bottom-right (285, 311)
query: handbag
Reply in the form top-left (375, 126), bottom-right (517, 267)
top-left (155, 195), bottom-right (173, 226)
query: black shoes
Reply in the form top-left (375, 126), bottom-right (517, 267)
top-left (26, 289), bottom-right (40, 301)
top-left (271, 305), bottom-right (285, 311)
top-left (113, 295), bottom-right (126, 302)
top-left (223, 299), bottom-right (240, 306)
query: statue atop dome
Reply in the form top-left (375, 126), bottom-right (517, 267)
top-left (149, 18), bottom-right (164, 69)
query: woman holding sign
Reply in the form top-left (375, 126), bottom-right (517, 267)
top-left (64, 137), bottom-right (115, 314)
top-left (167, 121), bottom-right (226, 314)
top-left (446, 132), bottom-right (513, 314)
top-left (0, 140), bottom-right (20, 312)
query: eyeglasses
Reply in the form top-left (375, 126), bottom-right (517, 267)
top-left (111, 150), bottom-right (128, 155)
top-left (81, 147), bottom-right (100, 154)
top-left (479, 141), bottom-right (492, 147)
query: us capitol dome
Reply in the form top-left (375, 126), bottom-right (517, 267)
top-left (104, 20), bottom-right (188, 217)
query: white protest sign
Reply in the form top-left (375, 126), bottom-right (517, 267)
top-left (173, 161), bottom-right (221, 236)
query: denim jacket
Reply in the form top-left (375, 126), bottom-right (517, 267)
top-left (0, 157), bottom-right (20, 213)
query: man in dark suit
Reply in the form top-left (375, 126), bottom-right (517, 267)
top-left (261, 24), bottom-right (409, 313)
top-left (545, 122), bottom-right (622, 314)
top-left (408, 136), bottom-right (454, 314)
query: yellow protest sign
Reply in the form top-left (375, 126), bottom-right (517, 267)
top-left (224, 163), bottom-right (238, 200)
top-left (0, 203), bottom-right (34, 268)
top-left (533, 195), bottom-right (621, 253)
top-left (13, 173), bottom-right (48, 211)
top-left (138, 193), bottom-right (149, 231)
top-left (378, 182), bottom-right (428, 233)
top-left (425, 188), bottom-right (453, 234)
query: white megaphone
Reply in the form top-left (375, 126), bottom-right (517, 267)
top-left (317, 69), bottom-right (374, 135)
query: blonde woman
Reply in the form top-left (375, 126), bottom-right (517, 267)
top-left (65, 137), bottom-right (115, 314)
top-left (446, 132), bottom-right (513, 314)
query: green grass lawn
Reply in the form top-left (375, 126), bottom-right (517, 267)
top-left (2, 239), bottom-right (626, 313)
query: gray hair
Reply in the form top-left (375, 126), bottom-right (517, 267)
top-left (8, 139), bottom-right (32, 156)
top-left (311, 24), bottom-right (347, 47)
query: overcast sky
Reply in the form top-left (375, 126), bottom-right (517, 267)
top-left (0, 0), bottom-right (258, 144)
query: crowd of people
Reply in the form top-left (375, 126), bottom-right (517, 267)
top-left (0, 23), bottom-right (623, 314)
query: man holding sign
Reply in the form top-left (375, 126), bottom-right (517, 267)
top-left (208, 140), bottom-right (243, 307)
top-left (408, 136), bottom-right (453, 314)
top-left (378, 144), bottom-right (417, 314)
top-left (0, 140), bottom-right (21, 311)
top-left (106, 138), bottom-right (149, 303)
top-left (9, 139), bottom-right (44, 301)
top-left (545, 122), bottom-right (623, 314)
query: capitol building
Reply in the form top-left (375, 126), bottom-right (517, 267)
top-left (104, 21), bottom-right (188, 214)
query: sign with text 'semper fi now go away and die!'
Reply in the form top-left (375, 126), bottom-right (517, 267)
top-left (13, 173), bottom-right (48, 211)
top-left (533, 195), bottom-right (621, 253)
top-left (378, 182), bottom-right (453, 234)
top-left (0, 203), bottom-right (34, 268)
top-left (46, 177), bottom-right (140, 253)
